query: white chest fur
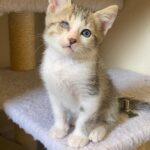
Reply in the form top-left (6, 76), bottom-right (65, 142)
top-left (40, 49), bottom-right (92, 110)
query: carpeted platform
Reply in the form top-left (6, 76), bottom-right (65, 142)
top-left (0, 68), bottom-right (150, 150)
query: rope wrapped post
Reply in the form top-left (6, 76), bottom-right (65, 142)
top-left (9, 13), bottom-right (36, 71)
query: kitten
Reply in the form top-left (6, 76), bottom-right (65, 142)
top-left (40, 0), bottom-right (119, 148)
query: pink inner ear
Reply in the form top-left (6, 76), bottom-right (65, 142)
top-left (48, 0), bottom-right (58, 13)
top-left (48, 4), bottom-right (55, 13)
top-left (101, 20), bottom-right (109, 32)
top-left (101, 14), bottom-right (115, 35)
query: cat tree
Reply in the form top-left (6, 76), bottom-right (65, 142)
top-left (0, 0), bottom-right (150, 150)
top-left (0, 0), bottom-right (47, 70)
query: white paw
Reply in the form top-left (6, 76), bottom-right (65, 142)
top-left (49, 125), bottom-right (69, 139)
top-left (89, 126), bottom-right (107, 143)
top-left (68, 133), bottom-right (89, 148)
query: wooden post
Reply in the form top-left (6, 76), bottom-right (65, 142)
top-left (9, 12), bottom-right (36, 71)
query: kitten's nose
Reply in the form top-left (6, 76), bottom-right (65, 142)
top-left (69, 38), bottom-right (77, 45)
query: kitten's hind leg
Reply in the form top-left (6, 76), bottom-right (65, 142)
top-left (48, 94), bottom-right (69, 139)
top-left (89, 102), bottom-right (118, 143)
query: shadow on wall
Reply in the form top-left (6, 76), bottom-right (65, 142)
top-left (34, 13), bottom-right (45, 65)
top-left (101, 0), bottom-right (150, 75)
top-left (0, 14), bottom-right (10, 68)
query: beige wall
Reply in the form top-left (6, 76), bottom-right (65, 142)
top-left (101, 0), bottom-right (150, 75)
top-left (0, 0), bottom-right (150, 75)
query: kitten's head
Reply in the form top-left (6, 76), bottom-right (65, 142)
top-left (44, 0), bottom-right (118, 59)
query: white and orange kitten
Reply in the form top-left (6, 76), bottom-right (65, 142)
top-left (40, 0), bottom-right (119, 148)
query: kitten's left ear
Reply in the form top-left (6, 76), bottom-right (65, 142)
top-left (47, 0), bottom-right (71, 13)
top-left (94, 5), bottom-right (118, 35)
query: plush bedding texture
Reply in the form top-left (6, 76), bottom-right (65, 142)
top-left (0, 68), bottom-right (150, 150)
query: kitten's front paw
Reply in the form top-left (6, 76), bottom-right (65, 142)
top-left (89, 126), bottom-right (107, 143)
top-left (68, 133), bottom-right (89, 148)
top-left (49, 125), bottom-right (69, 139)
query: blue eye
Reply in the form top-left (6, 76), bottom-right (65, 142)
top-left (60, 21), bottom-right (69, 29)
top-left (81, 29), bottom-right (91, 38)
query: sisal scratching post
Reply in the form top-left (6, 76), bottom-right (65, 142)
top-left (9, 13), bottom-right (36, 71)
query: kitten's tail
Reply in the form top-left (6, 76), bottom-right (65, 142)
top-left (118, 97), bottom-right (150, 118)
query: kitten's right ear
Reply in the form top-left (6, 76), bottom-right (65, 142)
top-left (47, 0), bottom-right (71, 14)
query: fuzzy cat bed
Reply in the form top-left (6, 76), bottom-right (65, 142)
top-left (1, 68), bottom-right (150, 150)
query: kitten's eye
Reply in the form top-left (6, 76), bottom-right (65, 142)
top-left (81, 29), bottom-right (91, 38)
top-left (60, 21), bottom-right (69, 29)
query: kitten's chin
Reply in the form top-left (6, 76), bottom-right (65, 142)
top-left (62, 46), bottom-right (74, 55)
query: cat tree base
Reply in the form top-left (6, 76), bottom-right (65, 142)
top-left (1, 69), bottom-right (150, 150)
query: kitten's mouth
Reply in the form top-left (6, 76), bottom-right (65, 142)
top-left (63, 45), bottom-right (74, 51)
top-left (67, 45), bottom-right (71, 49)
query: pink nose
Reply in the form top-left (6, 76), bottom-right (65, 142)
top-left (69, 38), bottom-right (77, 45)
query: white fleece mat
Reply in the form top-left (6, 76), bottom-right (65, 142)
top-left (1, 68), bottom-right (150, 150)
